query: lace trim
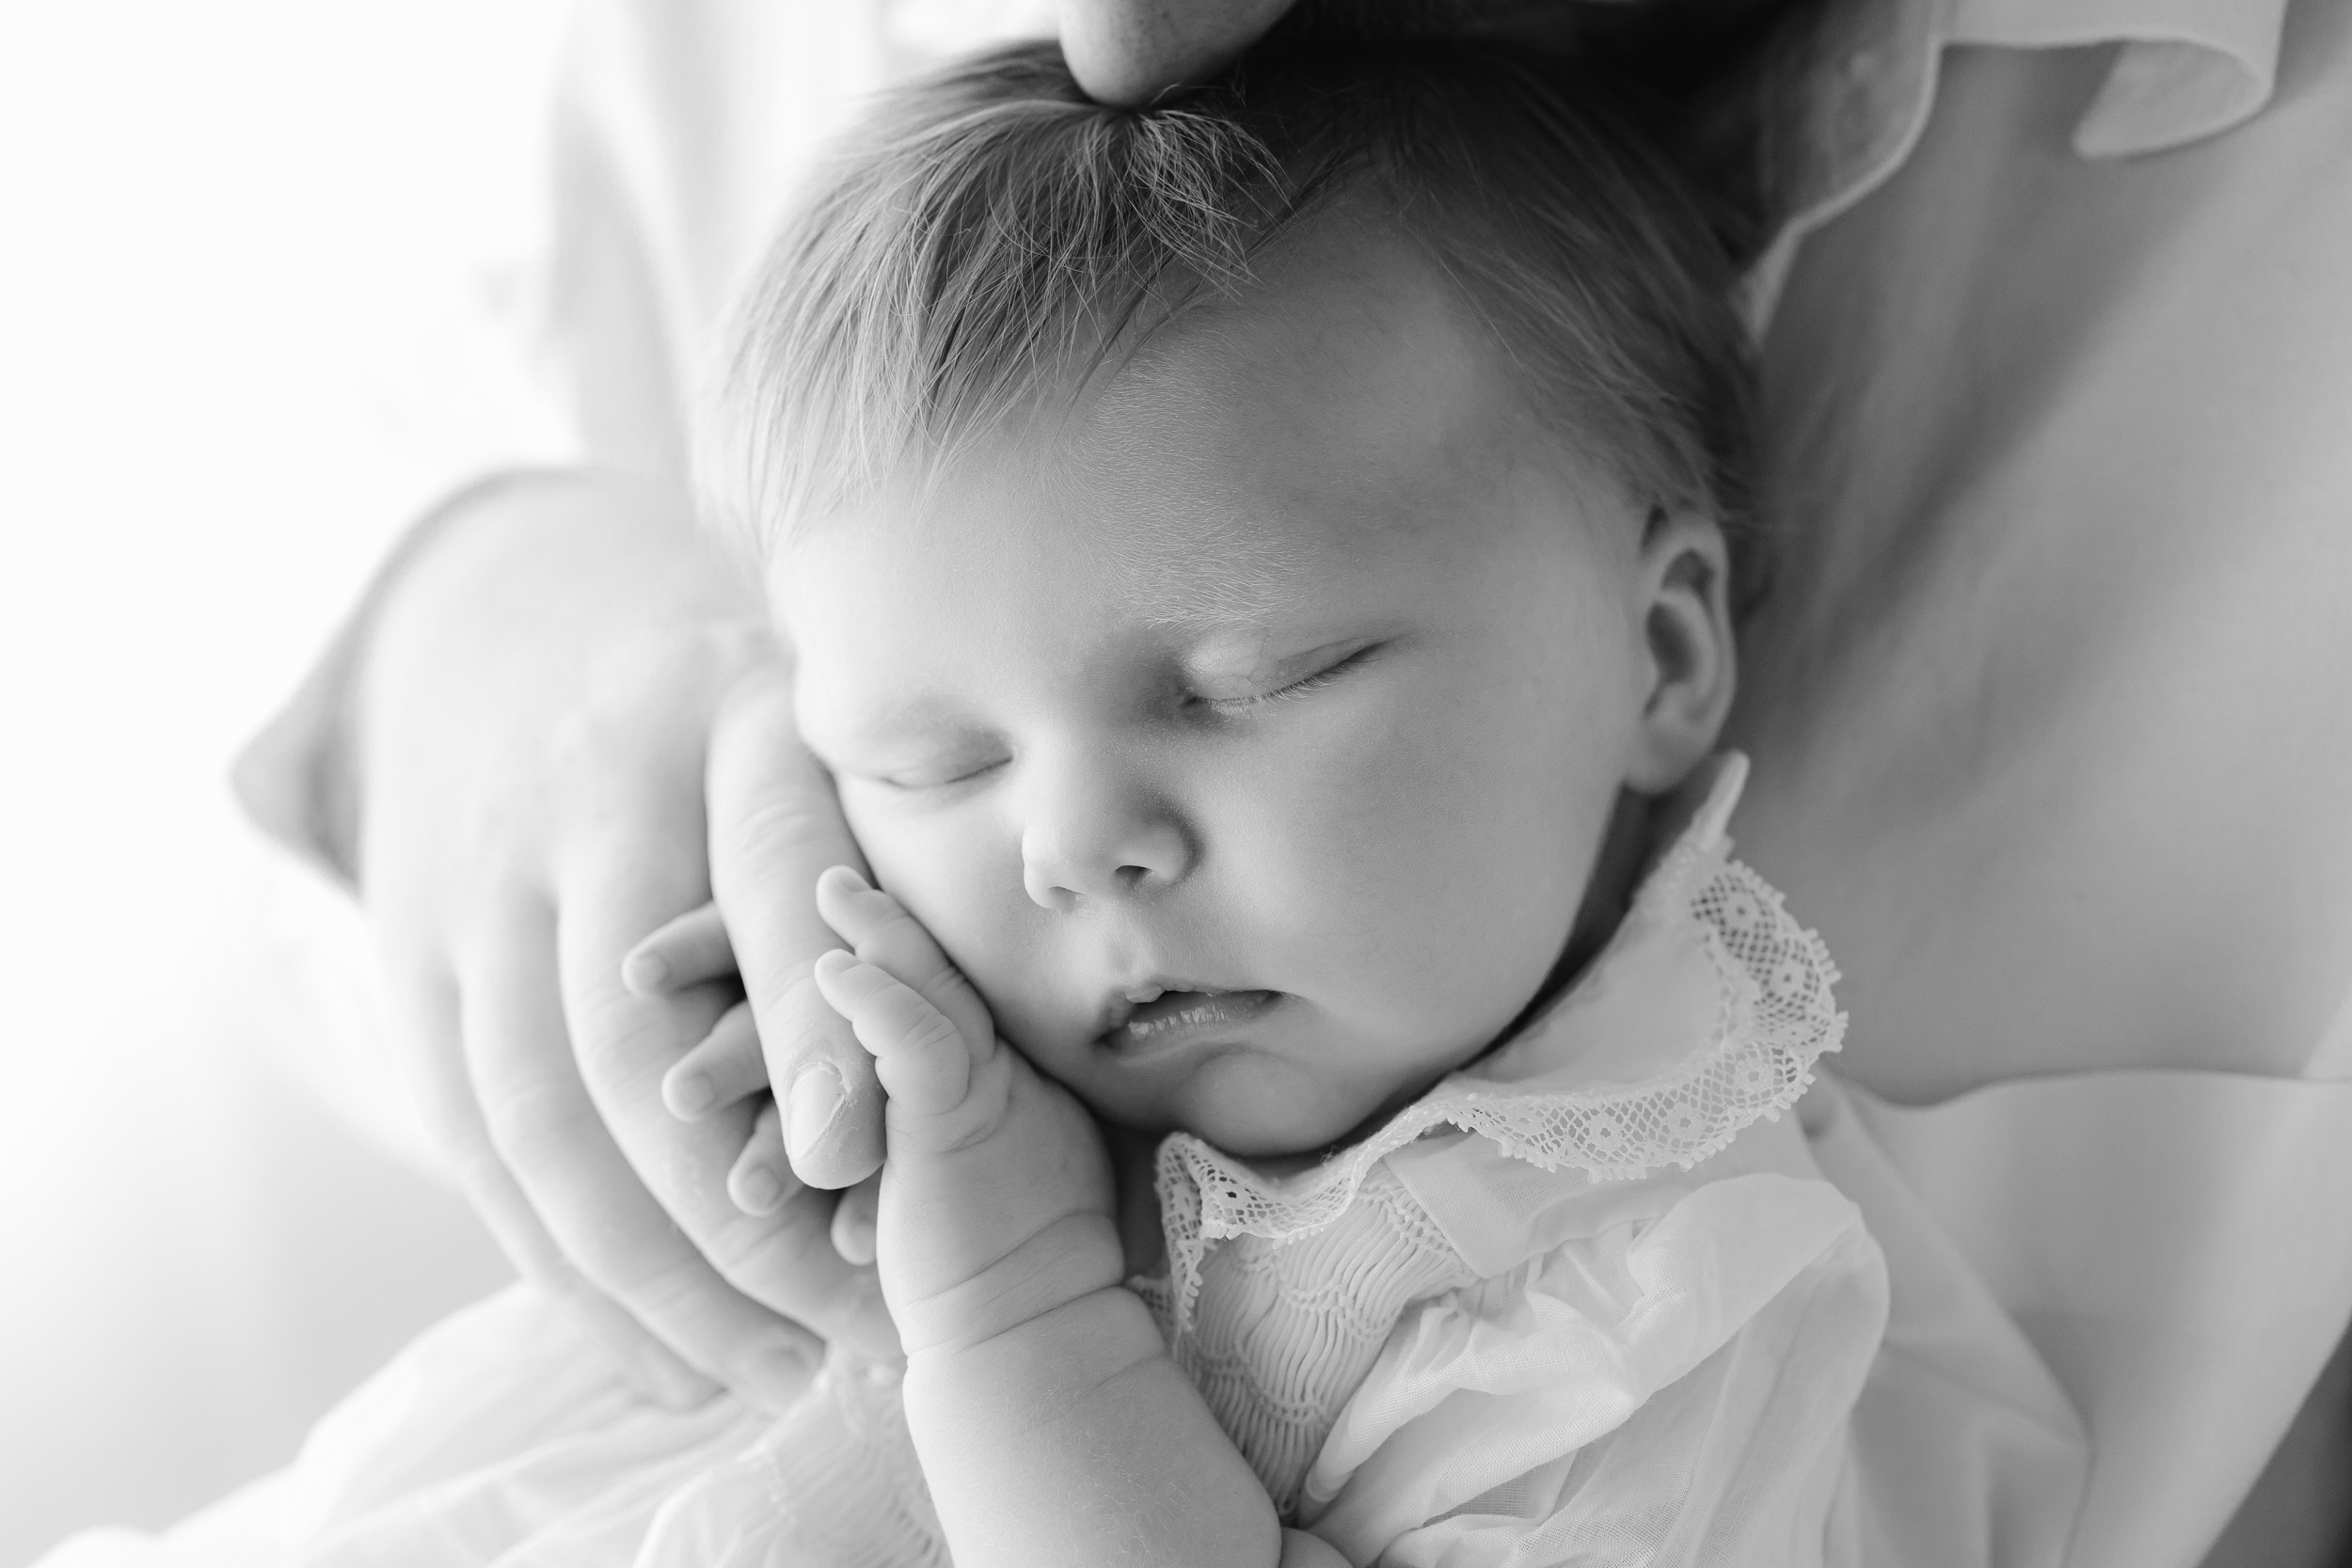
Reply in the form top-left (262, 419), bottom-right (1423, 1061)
top-left (1155, 811), bottom-right (1845, 1329)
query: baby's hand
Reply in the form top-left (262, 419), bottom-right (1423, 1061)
top-left (812, 867), bottom-right (1120, 1357)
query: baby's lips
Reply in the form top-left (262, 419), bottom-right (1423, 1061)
top-left (1090, 974), bottom-right (1231, 1037)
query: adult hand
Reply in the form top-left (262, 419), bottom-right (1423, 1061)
top-left (344, 468), bottom-right (896, 1406)
top-left (1057, 0), bottom-right (1296, 103)
top-left (1057, 2), bottom-right (1613, 107)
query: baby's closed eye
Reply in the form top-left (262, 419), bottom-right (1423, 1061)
top-left (1184, 637), bottom-right (1388, 714)
top-left (867, 751), bottom-right (1011, 792)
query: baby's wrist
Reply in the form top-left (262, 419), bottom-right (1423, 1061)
top-left (888, 1209), bottom-right (1127, 1357)
top-left (901, 1280), bottom-right (1173, 1438)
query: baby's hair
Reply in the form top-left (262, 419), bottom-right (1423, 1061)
top-left (706, 37), bottom-right (1760, 606)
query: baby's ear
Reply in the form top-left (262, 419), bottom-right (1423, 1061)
top-left (1626, 505), bottom-right (1736, 795)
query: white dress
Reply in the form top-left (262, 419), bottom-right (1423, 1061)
top-left (40, 758), bottom-right (2099, 1567)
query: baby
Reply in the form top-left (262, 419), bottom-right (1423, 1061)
top-left (626, 36), bottom-right (1887, 1568)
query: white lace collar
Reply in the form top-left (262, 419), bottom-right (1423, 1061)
top-left (1153, 752), bottom-right (1847, 1323)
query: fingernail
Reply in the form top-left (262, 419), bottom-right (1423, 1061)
top-left (787, 1067), bottom-right (846, 1162)
top-left (736, 1164), bottom-right (785, 1213)
top-left (622, 950), bottom-right (670, 993)
top-left (834, 1214), bottom-right (877, 1267)
top-left (822, 864), bottom-right (870, 893)
top-left (739, 1338), bottom-right (819, 1415)
top-left (666, 1070), bottom-right (716, 1117)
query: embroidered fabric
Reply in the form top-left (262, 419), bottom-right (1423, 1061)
top-left (1157, 1162), bottom-right (1479, 1513)
top-left (1154, 758), bottom-right (1847, 1330)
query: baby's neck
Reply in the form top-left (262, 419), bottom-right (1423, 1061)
top-left (1111, 1123), bottom-right (1168, 1275)
top-left (1494, 787), bottom-right (1657, 1046)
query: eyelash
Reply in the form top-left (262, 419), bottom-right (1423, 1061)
top-left (876, 758), bottom-right (1002, 793)
top-left (878, 647), bottom-right (1377, 788)
top-left (1202, 646), bottom-right (1375, 713)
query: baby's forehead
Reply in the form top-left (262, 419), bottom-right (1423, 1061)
top-left (1088, 215), bottom-right (1518, 456)
top-left (1056, 227), bottom-right (1557, 535)
top-left (772, 221), bottom-right (1629, 657)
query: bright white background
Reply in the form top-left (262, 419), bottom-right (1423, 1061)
top-left (0, 3), bottom-right (571, 1558)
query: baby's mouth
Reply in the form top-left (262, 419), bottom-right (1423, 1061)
top-left (1098, 986), bottom-right (1281, 1052)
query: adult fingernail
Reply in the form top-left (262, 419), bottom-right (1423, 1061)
top-left (818, 865), bottom-right (874, 906)
top-left (787, 1067), bottom-right (846, 1163)
top-left (666, 1070), bottom-right (716, 1117)
top-left (622, 950), bottom-right (670, 993)
top-left (736, 1164), bottom-right (786, 1214)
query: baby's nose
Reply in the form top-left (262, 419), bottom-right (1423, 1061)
top-left (1019, 768), bottom-right (1192, 911)
top-left (1023, 841), bottom-right (1187, 911)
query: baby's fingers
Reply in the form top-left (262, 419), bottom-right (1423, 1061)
top-left (812, 949), bottom-right (972, 1117)
top-left (815, 867), bottom-right (993, 1056)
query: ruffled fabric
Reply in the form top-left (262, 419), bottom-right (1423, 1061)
top-left (40, 1291), bottom-right (942, 1568)
top-left (1304, 1175), bottom-right (1885, 1566)
top-left (1736, 0), bottom-right (2293, 331)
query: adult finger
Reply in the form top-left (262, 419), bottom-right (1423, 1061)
top-left (1057, 0), bottom-right (1295, 104)
top-left (831, 1174), bottom-right (882, 1267)
top-left (558, 823), bottom-right (902, 1364)
top-left (623, 901), bottom-right (737, 995)
top-left (727, 1098), bottom-right (790, 1215)
top-left (378, 940), bottom-right (717, 1407)
top-left (707, 661), bottom-right (887, 1189)
top-left (463, 898), bottom-right (831, 1408)
top-left (662, 999), bottom-right (768, 1118)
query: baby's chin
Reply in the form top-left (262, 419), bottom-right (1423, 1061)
top-left (1145, 1053), bottom-right (1444, 1162)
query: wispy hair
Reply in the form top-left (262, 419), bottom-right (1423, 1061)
top-left (703, 38), bottom-right (1759, 603)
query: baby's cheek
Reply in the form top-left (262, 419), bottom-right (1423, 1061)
top-left (845, 806), bottom-right (1029, 989)
top-left (1247, 697), bottom-right (1596, 1039)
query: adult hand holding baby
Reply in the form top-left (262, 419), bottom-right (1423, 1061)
top-left (337, 469), bottom-right (896, 1408)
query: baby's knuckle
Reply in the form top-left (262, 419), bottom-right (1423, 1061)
top-left (922, 958), bottom-right (977, 999)
top-left (907, 1012), bottom-right (966, 1058)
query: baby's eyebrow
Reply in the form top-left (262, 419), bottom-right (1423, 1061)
top-left (805, 689), bottom-right (970, 755)
top-left (1110, 513), bottom-right (1314, 631)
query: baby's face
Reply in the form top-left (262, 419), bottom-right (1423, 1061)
top-left (779, 227), bottom-right (1677, 1157)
